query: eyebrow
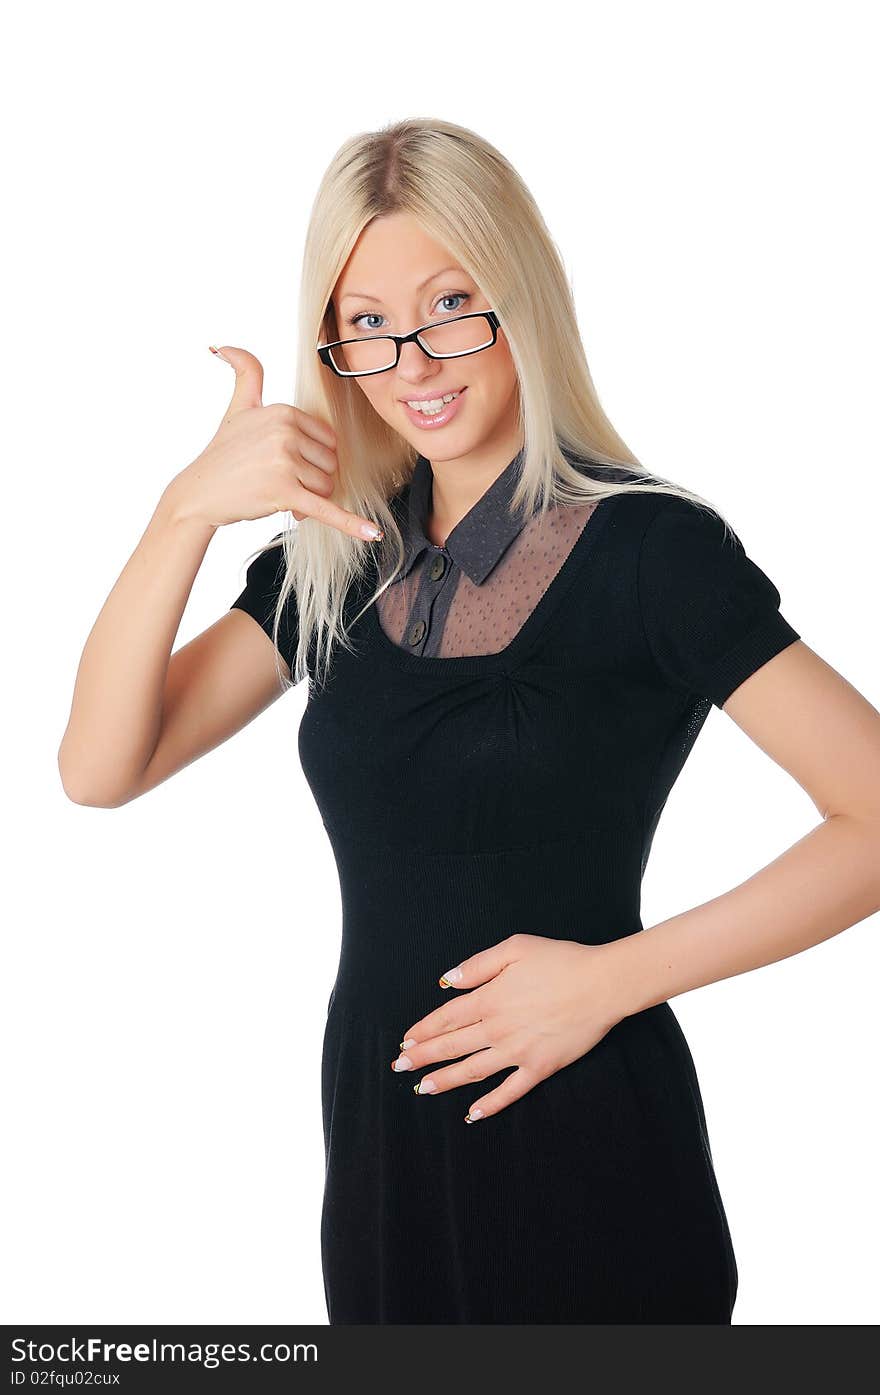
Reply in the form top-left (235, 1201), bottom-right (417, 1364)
top-left (339, 265), bottom-right (466, 305)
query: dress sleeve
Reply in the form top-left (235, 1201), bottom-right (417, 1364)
top-left (229, 530), bottom-right (299, 675)
top-left (637, 498), bottom-right (800, 708)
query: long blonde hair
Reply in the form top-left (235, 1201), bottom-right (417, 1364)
top-left (252, 116), bottom-right (729, 689)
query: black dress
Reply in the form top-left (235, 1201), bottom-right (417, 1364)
top-left (230, 450), bottom-right (801, 1324)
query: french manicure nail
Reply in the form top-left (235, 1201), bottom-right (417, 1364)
top-left (439, 965), bottom-right (462, 989)
top-left (361, 522), bottom-right (384, 540)
top-left (399, 1038), bottom-right (416, 1050)
top-left (414, 1078), bottom-right (437, 1094)
top-left (465, 1108), bottom-right (483, 1123)
top-left (392, 1055), bottom-right (412, 1071)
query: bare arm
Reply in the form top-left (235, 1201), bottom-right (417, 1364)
top-left (601, 641), bottom-right (880, 1014)
top-left (57, 485), bottom-right (288, 808)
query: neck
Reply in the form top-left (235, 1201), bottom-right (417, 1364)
top-left (426, 433), bottom-right (524, 546)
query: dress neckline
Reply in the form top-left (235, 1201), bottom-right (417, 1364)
top-left (362, 493), bottom-right (621, 676)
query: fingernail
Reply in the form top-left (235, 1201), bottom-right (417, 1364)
top-left (464, 1108), bottom-right (483, 1123)
top-left (413, 1078), bottom-right (437, 1094)
top-left (399, 1038), bottom-right (416, 1050)
top-left (361, 522), bottom-right (384, 541)
top-left (209, 345), bottom-right (231, 364)
top-left (439, 966), bottom-right (462, 989)
top-left (391, 1054), bottom-right (413, 1071)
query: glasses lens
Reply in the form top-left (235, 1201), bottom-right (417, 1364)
top-left (332, 337), bottom-right (397, 375)
top-left (419, 315), bottom-right (492, 357)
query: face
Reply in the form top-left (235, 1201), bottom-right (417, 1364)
top-left (330, 211), bottom-right (521, 468)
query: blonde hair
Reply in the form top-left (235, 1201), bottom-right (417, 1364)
top-left (254, 115), bottom-right (730, 689)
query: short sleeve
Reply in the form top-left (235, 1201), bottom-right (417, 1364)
top-left (229, 530), bottom-right (299, 675)
top-left (637, 499), bottom-right (800, 708)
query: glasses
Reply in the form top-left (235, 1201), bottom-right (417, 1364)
top-left (317, 309), bottom-right (501, 378)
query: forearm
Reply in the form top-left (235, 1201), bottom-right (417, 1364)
top-left (603, 813), bottom-right (880, 1018)
top-left (58, 479), bottom-right (216, 806)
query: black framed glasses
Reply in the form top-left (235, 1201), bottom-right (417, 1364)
top-left (317, 309), bottom-right (501, 379)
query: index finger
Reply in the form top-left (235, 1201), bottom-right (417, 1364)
top-left (296, 488), bottom-right (384, 542)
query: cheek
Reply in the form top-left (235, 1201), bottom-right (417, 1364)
top-left (480, 329), bottom-right (515, 381)
top-left (358, 379), bottom-right (395, 421)
top-left (479, 343), bottom-right (518, 406)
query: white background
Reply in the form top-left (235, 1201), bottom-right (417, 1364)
top-left (3, 0), bottom-right (877, 1325)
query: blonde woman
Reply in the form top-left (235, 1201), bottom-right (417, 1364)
top-left (58, 117), bottom-right (880, 1325)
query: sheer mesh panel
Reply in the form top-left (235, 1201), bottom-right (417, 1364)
top-left (375, 499), bottom-right (600, 657)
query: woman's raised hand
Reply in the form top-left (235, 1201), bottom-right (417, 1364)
top-left (169, 346), bottom-right (384, 540)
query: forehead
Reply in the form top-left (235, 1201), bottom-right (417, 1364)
top-left (335, 213), bottom-right (468, 303)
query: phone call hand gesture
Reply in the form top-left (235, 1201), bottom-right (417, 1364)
top-left (171, 346), bottom-right (384, 541)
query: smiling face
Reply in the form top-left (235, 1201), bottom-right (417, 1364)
top-left (330, 211), bottom-right (521, 468)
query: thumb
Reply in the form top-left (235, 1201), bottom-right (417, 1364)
top-left (209, 345), bottom-right (264, 414)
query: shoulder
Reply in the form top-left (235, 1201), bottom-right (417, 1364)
top-left (234, 530), bottom-right (296, 606)
top-left (561, 457), bottom-right (721, 547)
top-left (629, 491), bottom-right (800, 707)
top-left (636, 489), bottom-right (736, 556)
top-left (229, 529), bottom-right (299, 667)
top-left (633, 492), bottom-right (773, 607)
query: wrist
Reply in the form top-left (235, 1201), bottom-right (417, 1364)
top-left (157, 472), bottom-right (218, 536)
top-left (592, 932), bottom-right (657, 1024)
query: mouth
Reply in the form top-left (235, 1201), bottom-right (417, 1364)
top-left (399, 386), bottom-right (467, 416)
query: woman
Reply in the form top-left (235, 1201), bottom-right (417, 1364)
top-left (58, 117), bottom-right (880, 1324)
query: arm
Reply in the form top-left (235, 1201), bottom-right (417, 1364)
top-left (57, 483), bottom-right (289, 809)
top-left (602, 639), bottom-right (880, 1016)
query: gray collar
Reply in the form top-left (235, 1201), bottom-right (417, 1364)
top-left (394, 447), bottom-right (534, 587)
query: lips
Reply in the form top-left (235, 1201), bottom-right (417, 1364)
top-left (400, 385), bottom-right (468, 430)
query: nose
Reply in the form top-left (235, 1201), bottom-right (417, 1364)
top-left (396, 337), bottom-right (444, 385)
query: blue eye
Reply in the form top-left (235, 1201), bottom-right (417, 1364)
top-left (348, 312), bottom-right (384, 331)
top-left (346, 292), bottom-right (470, 331)
top-left (434, 293), bottom-right (469, 316)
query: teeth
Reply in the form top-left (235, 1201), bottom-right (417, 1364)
top-left (406, 390), bottom-right (461, 415)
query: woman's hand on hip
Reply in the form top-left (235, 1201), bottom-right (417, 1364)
top-left (391, 933), bottom-right (630, 1123)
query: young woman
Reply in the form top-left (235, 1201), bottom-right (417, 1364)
top-left (58, 117), bottom-right (880, 1324)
